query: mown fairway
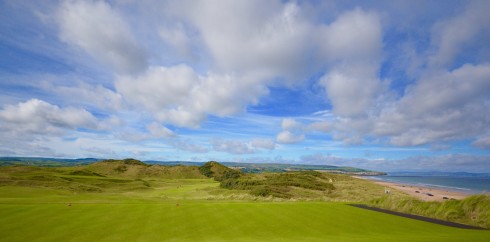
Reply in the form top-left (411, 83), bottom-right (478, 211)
top-left (1, 192), bottom-right (489, 241)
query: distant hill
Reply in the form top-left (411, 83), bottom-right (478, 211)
top-left (148, 160), bottom-right (383, 175)
top-left (83, 159), bottom-right (205, 179)
top-left (0, 157), bottom-right (384, 175)
top-left (388, 171), bottom-right (490, 178)
top-left (0, 157), bottom-right (100, 167)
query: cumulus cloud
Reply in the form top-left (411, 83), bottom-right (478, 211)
top-left (276, 118), bottom-right (305, 144)
top-left (57, 0), bottom-right (147, 73)
top-left (179, 0), bottom-right (313, 81)
top-left (276, 130), bottom-right (305, 144)
top-left (55, 1), bottom-right (388, 131)
top-left (375, 63), bottom-right (490, 146)
top-left (0, 99), bottom-right (98, 135)
top-left (429, 0), bottom-right (490, 67)
top-left (323, 63), bottom-right (490, 146)
top-left (117, 64), bottom-right (268, 128)
top-left (158, 23), bottom-right (195, 60)
top-left (281, 118), bottom-right (301, 130)
top-left (5, 0), bottom-right (490, 163)
top-left (146, 122), bottom-right (175, 138)
top-left (473, 136), bottom-right (490, 149)
top-left (276, 118), bottom-right (334, 144)
top-left (319, 8), bottom-right (382, 62)
top-left (319, 9), bottom-right (383, 117)
top-left (117, 65), bottom-right (198, 112)
top-left (306, 121), bottom-right (331, 132)
top-left (44, 82), bottom-right (123, 112)
top-left (250, 138), bottom-right (276, 150)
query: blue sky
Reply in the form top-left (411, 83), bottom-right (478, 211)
top-left (1, 0), bottom-right (490, 172)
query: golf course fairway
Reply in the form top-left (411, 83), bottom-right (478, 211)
top-left (1, 201), bottom-right (489, 241)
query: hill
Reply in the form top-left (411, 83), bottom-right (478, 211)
top-left (79, 159), bottom-right (205, 179)
top-left (0, 157), bottom-right (385, 175)
top-left (0, 157), bottom-right (100, 167)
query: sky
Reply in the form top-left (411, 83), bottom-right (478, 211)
top-left (1, 0), bottom-right (490, 172)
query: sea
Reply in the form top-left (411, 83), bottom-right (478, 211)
top-left (368, 175), bottom-right (490, 194)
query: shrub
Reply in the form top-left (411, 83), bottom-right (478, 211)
top-left (199, 161), bottom-right (243, 181)
top-left (114, 165), bottom-right (127, 173)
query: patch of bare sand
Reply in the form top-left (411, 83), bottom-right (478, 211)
top-left (353, 176), bottom-right (470, 202)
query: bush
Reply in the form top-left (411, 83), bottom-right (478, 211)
top-left (114, 165), bottom-right (127, 173)
top-left (199, 161), bottom-right (243, 181)
top-left (250, 185), bottom-right (292, 198)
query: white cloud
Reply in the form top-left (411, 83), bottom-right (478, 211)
top-left (319, 8), bottom-right (382, 61)
top-left (117, 65), bottom-right (198, 112)
top-left (321, 68), bottom-right (381, 117)
top-left (281, 118), bottom-right (300, 130)
top-left (146, 122), bottom-right (175, 138)
top-left (376, 63), bottom-right (490, 146)
top-left (250, 138), bottom-right (276, 150)
top-left (306, 121), bottom-right (331, 132)
top-left (158, 23), bottom-right (195, 60)
top-left (57, 0), bottom-right (147, 73)
top-left (117, 64), bottom-right (268, 128)
top-left (472, 136), bottom-right (490, 150)
top-left (0, 99), bottom-right (98, 135)
top-left (171, 139), bottom-right (209, 153)
top-left (275, 118), bottom-right (333, 144)
top-left (276, 130), bottom-right (305, 144)
top-left (318, 9), bottom-right (383, 117)
top-left (429, 1), bottom-right (490, 67)
top-left (171, 0), bottom-right (315, 83)
top-left (44, 82), bottom-right (123, 112)
top-left (323, 63), bottom-right (490, 146)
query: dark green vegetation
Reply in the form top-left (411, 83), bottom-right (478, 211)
top-left (0, 159), bottom-right (489, 241)
top-left (209, 164), bottom-right (335, 198)
top-left (370, 194), bottom-right (490, 229)
top-left (199, 161), bottom-right (355, 199)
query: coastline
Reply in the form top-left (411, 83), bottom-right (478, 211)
top-left (354, 176), bottom-right (470, 202)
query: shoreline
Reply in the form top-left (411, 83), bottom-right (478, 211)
top-left (354, 176), bottom-right (471, 202)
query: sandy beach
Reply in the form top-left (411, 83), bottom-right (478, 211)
top-left (354, 176), bottom-right (470, 202)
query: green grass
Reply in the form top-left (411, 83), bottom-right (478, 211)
top-left (370, 194), bottom-right (490, 229)
top-left (1, 162), bottom-right (489, 241)
top-left (1, 201), bottom-right (489, 242)
top-left (1, 182), bottom-right (489, 241)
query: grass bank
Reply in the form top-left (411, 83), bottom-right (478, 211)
top-left (369, 194), bottom-right (490, 229)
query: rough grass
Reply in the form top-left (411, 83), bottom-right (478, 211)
top-left (0, 163), bottom-right (404, 201)
top-left (219, 171), bottom-right (336, 199)
top-left (369, 194), bottom-right (490, 229)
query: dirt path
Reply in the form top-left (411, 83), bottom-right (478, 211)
top-left (349, 204), bottom-right (486, 230)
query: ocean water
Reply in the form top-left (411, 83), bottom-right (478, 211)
top-left (370, 175), bottom-right (490, 194)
